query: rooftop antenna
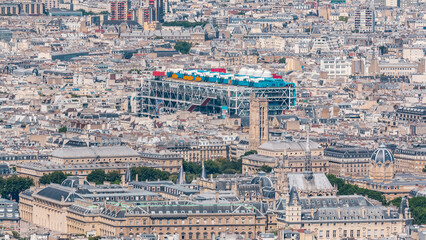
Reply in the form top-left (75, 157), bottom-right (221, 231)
top-left (317, 0), bottom-right (319, 16)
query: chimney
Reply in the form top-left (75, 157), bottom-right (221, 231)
top-left (121, 174), bottom-right (125, 185)
top-left (135, 174), bottom-right (139, 182)
top-left (337, 207), bottom-right (341, 219)
top-left (362, 206), bottom-right (365, 218)
top-left (78, 177), bottom-right (85, 186)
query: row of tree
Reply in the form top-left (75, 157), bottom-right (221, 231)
top-left (39, 171), bottom-right (70, 185)
top-left (174, 41), bottom-right (192, 54)
top-left (0, 176), bottom-right (33, 202)
top-left (183, 158), bottom-right (242, 175)
top-left (163, 21), bottom-right (207, 28)
top-left (87, 170), bottom-right (122, 184)
top-left (388, 196), bottom-right (426, 225)
top-left (130, 167), bottom-right (170, 182)
top-left (327, 174), bottom-right (387, 204)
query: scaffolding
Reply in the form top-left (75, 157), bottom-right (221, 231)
top-left (138, 76), bottom-right (296, 117)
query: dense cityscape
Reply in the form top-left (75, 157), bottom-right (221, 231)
top-left (0, 0), bottom-right (425, 239)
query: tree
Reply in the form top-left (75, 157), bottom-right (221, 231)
top-left (87, 169), bottom-right (106, 185)
top-left (242, 150), bottom-right (257, 157)
top-left (123, 52), bottom-right (134, 59)
top-left (259, 165), bottom-right (272, 173)
top-left (58, 126), bottom-right (67, 133)
top-left (378, 46), bottom-right (388, 55)
top-left (0, 176), bottom-right (34, 202)
top-left (106, 171), bottom-right (121, 184)
top-left (174, 41), bottom-right (192, 54)
top-left (327, 174), bottom-right (387, 204)
top-left (338, 16), bottom-right (349, 22)
top-left (77, 9), bottom-right (96, 16)
top-left (162, 21), bottom-right (207, 28)
top-left (278, 57), bottom-right (286, 64)
top-left (88, 236), bottom-right (101, 240)
top-left (131, 167), bottom-right (170, 182)
top-left (388, 197), bottom-right (402, 207)
top-left (182, 158), bottom-right (242, 177)
top-left (205, 160), bottom-right (220, 175)
top-left (182, 160), bottom-right (202, 174)
top-left (39, 171), bottom-right (69, 185)
top-left (409, 197), bottom-right (426, 225)
top-left (12, 231), bottom-right (20, 239)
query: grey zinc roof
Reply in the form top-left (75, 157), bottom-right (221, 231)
top-left (50, 146), bottom-right (139, 159)
top-left (288, 173), bottom-right (333, 192)
top-left (258, 140), bottom-right (321, 152)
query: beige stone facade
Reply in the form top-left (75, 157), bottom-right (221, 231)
top-left (394, 147), bottom-right (426, 174)
top-left (249, 94), bottom-right (269, 151)
top-left (277, 192), bottom-right (410, 240)
top-left (49, 146), bottom-right (141, 165)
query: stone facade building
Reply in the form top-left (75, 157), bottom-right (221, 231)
top-left (276, 187), bottom-right (411, 240)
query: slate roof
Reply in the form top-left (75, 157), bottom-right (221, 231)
top-left (288, 172), bottom-right (334, 192)
top-left (258, 140), bottom-right (321, 152)
top-left (50, 146), bottom-right (139, 159)
top-left (36, 185), bottom-right (83, 202)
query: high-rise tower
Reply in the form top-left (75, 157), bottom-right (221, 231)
top-left (109, 0), bottom-right (132, 21)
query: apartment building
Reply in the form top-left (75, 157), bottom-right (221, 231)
top-left (320, 57), bottom-right (352, 79)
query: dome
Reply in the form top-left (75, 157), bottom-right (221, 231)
top-left (239, 67), bottom-right (248, 75)
top-left (246, 68), bottom-right (255, 76)
top-left (371, 144), bottom-right (394, 163)
top-left (261, 70), bottom-right (272, 78)
top-left (251, 172), bottom-right (273, 187)
top-left (254, 69), bottom-right (263, 77)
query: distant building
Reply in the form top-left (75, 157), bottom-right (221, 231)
top-left (395, 144), bottom-right (426, 174)
top-left (0, 3), bottom-right (19, 15)
top-left (343, 145), bottom-right (426, 200)
top-left (145, 0), bottom-right (164, 22)
top-left (158, 139), bottom-right (228, 163)
top-left (0, 28), bottom-right (12, 42)
top-left (275, 187), bottom-right (411, 240)
top-left (395, 106), bottom-right (426, 123)
top-left (354, 9), bottom-right (375, 33)
top-left (320, 57), bottom-right (351, 79)
top-left (21, 2), bottom-right (45, 15)
top-left (20, 177), bottom-right (267, 238)
top-left (0, 198), bottom-right (20, 231)
top-left (325, 144), bottom-right (372, 178)
top-left (34, 0), bottom-right (59, 10)
top-left (49, 8), bottom-right (83, 17)
top-left (49, 146), bottom-right (141, 165)
top-left (110, 0), bottom-right (131, 21)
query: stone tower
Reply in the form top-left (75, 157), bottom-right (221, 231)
top-left (249, 93), bottom-right (269, 150)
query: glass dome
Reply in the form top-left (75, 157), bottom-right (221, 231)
top-left (371, 144), bottom-right (394, 163)
top-left (251, 172), bottom-right (273, 187)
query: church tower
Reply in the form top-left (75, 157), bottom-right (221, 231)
top-left (249, 93), bottom-right (269, 150)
